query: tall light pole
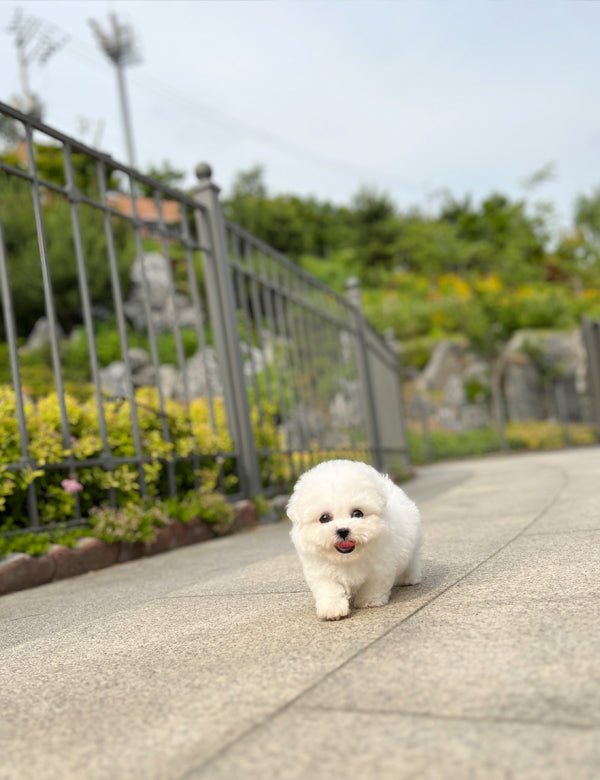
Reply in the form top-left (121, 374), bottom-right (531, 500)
top-left (89, 13), bottom-right (141, 169)
top-left (7, 8), bottom-right (67, 120)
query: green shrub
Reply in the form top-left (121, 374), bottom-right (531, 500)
top-left (0, 385), bottom-right (241, 532)
top-left (0, 527), bottom-right (89, 558)
top-left (88, 502), bottom-right (169, 545)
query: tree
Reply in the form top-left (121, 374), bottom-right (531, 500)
top-left (0, 116), bottom-right (21, 147)
top-left (138, 160), bottom-right (186, 197)
top-left (575, 189), bottom-right (600, 248)
top-left (439, 193), bottom-right (546, 280)
top-left (349, 186), bottom-right (401, 272)
top-left (224, 165), bottom-right (350, 259)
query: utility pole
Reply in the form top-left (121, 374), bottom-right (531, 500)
top-left (7, 8), bottom-right (68, 120)
top-left (89, 13), bottom-right (141, 170)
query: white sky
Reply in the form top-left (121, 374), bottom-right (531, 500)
top-left (1, 0), bottom-right (599, 228)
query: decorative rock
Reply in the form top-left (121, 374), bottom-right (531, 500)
top-left (503, 356), bottom-right (543, 421)
top-left (500, 329), bottom-right (587, 422)
top-left (127, 348), bottom-right (151, 372)
top-left (49, 539), bottom-right (118, 581)
top-left (146, 525), bottom-right (176, 556)
top-left (0, 552), bottom-right (55, 595)
top-left (192, 518), bottom-right (216, 541)
top-left (233, 499), bottom-right (259, 531)
top-left (129, 252), bottom-right (173, 309)
top-left (22, 317), bottom-right (64, 353)
top-left (117, 541), bottom-right (146, 563)
top-left (418, 341), bottom-right (466, 393)
top-left (99, 361), bottom-right (129, 397)
top-left (460, 403), bottom-right (490, 430)
top-left (74, 537), bottom-right (120, 571)
top-left (159, 364), bottom-right (180, 398)
top-left (177, 348), bottom-right (223, 398)
top-left (444, 375), bottom-right (466, 407)
top-left (169, 520), bottom-right (214, 548)
top-left (50, 544), bottom-right (89, 581)
top-left (132, 363), bottom-right (156, 388)
top-left (124, 252), bottom-right (199, 334)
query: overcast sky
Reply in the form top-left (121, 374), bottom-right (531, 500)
top-left (1, 0), bottom-right (599, 227)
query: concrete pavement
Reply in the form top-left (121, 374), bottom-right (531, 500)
top-left (1, 448), bottom-right (599, 779)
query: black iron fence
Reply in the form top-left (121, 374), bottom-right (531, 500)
top-left (0, 102), bottom-right (408, 534)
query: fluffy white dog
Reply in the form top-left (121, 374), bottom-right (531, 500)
top-left (287, 459), bottom-right (422, 620)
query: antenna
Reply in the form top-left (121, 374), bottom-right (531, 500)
top-left (89, 12), bottom-right (141, 169)
top-left (7, 8), bottom-right (68, 120)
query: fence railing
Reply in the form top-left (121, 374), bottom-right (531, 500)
top-left (0, 101), bottom-right (408, 534)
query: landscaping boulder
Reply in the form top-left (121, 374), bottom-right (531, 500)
top-left (22, 317), bottom-right (64, 353)
top-left (124, 252), bottom-right (198, 334)
top-left (49, 538), bottom-right (119, 581)
top-left (499, 329), bottom-right (587, 421)
top-left (418, 341), bottom-right (467, 393)
top-left (0, 552), bottom-right (55, 595)
top-left (177, 347), bottom-right (223, 399)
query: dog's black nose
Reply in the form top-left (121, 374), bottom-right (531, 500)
top-left (337, 528), bottom-right (350, 539)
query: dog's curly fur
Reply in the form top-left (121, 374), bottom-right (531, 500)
top-left (287, 460), bottom-right (422, 620)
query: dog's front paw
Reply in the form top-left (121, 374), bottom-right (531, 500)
top-left (354, 592), bottom-right (390, 609)
top-left (316, 598), bottom-right (350, 621)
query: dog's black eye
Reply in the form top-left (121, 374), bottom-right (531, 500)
top-left (351, 509), bottom-right (363, 518)
top-left (319, 513), bottom-right (332, 523)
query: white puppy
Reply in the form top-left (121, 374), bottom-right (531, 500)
top-left (287, 459), bottom-right (422, 620)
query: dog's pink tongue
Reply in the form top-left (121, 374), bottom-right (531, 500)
top-left (336, 540), bottom-right (355, 551)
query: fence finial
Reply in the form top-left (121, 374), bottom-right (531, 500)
top-left (345, 276), bottom-right (362, 311)
top-left (195, 162), bottom-right (212, 181)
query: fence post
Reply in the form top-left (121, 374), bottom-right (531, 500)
top-left (345, 277), bottom-right (383, 471)
top-left (191, 163), bottom-right (262, 497)
top-left (383, 328), bottom-right (411, 471)
top-left (582, 318), bottom-right (600, 439)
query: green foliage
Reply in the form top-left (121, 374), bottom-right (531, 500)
top-left (88, 502), bottom-right (169, 545)
top-left (0, 527), bottom-right (89, 558)
top-left (162, 468), bottom-right (236, 531)
top-left (222, 164), bottom-right (600, 363)
top-left (575, 187), bottom-right (600, 245)
top-left (506, 421), bottom-right (597, 450)
top-left (407, 427), bottom-right (505, 464)
top-left (0, 384), bottom-right (242, 531)
top-left (362, 271), bottom-right (600, 365)
top-left (351, 186), bottom-right (400, 272)
top-left (407, 420), bottom-right (597, 465)
top-left (138, 160), bottom-right (186, 197)
top-left (0, 172), bottom-right (134, 337)
top-left (224, 165), bottom-right (352, 258)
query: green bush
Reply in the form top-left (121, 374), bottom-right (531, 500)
top-left (88, 503), bottom-right (169, 545)
top-left (0, 527), bottom-right (90, 558)
top-left (408, 427), bottom-right (505, 464)
top-left (0, 384), bottom-right (238, 532)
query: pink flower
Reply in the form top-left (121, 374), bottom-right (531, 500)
top-left (62, 477), bottom-right (83, 494)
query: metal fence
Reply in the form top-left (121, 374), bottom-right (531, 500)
top-left (0, 101), bottom-right (408, 534)
top-left (582, 317), bottom-right (600, 437)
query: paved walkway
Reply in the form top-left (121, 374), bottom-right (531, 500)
top-left (1, 448), bottom-right (599, 779)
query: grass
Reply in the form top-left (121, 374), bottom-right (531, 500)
top-left (407, 421), bottom-right (598, 465)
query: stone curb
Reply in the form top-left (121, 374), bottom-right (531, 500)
top-left (0, 499), bottom-right (262, 598)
